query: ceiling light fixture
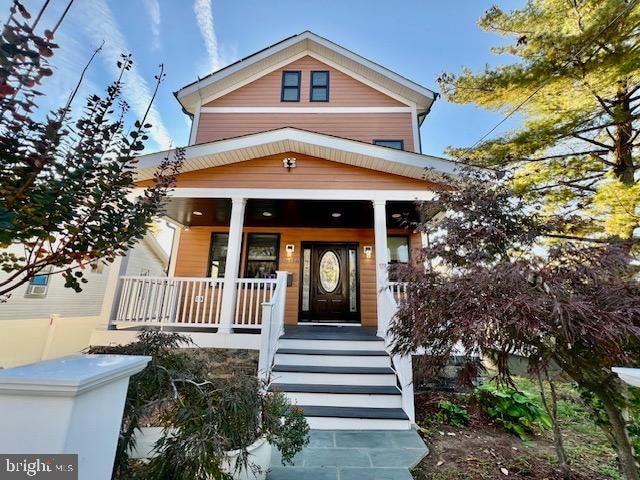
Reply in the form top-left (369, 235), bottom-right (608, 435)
top-left (391, 213), bottom-right (402, 219)
top-left (331, 212), bottom-right (342, 218)
top-left (192, 211), bottom-right (203, 216)
top-left (262, 211), bottom-right (273, 217)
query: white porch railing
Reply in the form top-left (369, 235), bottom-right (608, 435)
top-left (388, 281), bottom-right (408, 304)
top-left (114, 276), bottom-right (224, 327)
top-left (258, 271), bottom-right (289, 381)
top-left (233, 278), bottom-right (277, 328)
top-left (383, 283), bottom-right (415, 423)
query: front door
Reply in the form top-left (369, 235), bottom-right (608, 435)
top-left (299, 242), bottom-right (359, 323)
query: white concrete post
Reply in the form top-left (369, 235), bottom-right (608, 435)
top-left (0, 354), bottom-right (150, 480)
top-left (219, 197), bottom-right (247, 334)
top-left (373, 199), bottom-right (390, 338)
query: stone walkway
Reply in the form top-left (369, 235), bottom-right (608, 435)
top-left (267, 430), bottom-right (428, 480)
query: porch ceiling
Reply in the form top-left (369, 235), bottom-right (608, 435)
top-left (164, 198), bottom-right (429, 228)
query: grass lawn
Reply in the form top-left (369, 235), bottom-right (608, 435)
top-left (412, 377), bottom-right (623, 480)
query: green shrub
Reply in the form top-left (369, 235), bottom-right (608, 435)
top-left (89, 329), bottom-right (309, 480)
top-left (473, 384), bottom-right (551, 440)
top-left (437, 400), bottom-right (470, 427)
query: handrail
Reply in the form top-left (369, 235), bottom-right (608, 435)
top-left (384, 284), bottom-right (416, 424)
top-left (257, 271), bottom-right (288, 381)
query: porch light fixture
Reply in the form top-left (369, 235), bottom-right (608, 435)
top-left (283, 157), bottom-right (296, 171)
top-left (192, 211), bottom-right (203, 216)
top-left (285, 244), bottom-right (295, 257)
top-left (183, 225), bottom-right (191, 232)
top-left (363, 245), bottom-right (373, 258)
top-left (262, 211), bottom-right (273, 217)
top-left (331, 212), bottom-right (342, 218)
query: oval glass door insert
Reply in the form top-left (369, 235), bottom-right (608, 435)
top-left (319, 251), bottom-right (340, 292)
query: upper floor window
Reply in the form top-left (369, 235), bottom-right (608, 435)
top-left (310, 71), bottom-right (329, 102)
top-left (374, 139), bottom-right (404, 150)
top-left (25, 266), bottom-right (53, 298)
top-left (281, 71), bottom-right (301, 102)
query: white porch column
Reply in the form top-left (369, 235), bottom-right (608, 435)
top-left (373, 199), bottom-right (390, 337)
top-left (219, 197), bottom-right (247, 334)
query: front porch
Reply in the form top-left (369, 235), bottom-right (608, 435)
top-left (103, 196), bottom-right (422, 340)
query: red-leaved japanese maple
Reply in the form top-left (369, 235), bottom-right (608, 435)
top-left (389, 178), bottom-right (640, 480)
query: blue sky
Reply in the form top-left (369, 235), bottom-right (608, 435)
top-left (5, 0), bottom-right (525, 157)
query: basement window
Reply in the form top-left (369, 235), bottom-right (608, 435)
top-left (373, 139), bottom-right (404, 150)
top-left (281, 71), bottom-right (301, 102)
top-left (310, 71), bottom-right (329, 102)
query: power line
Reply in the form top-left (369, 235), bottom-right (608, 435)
top-left (463, 0), bottom-right (639, 160)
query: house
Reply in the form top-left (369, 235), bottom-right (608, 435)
top-left (91, 31), bottom-right (461, 430)
top-left (0, 233), bottom-right (169, 368)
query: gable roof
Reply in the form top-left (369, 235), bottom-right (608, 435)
top-left (175, 31), bottom-right (437, 115)
top-left (135, 127), bottom-right (461, 184)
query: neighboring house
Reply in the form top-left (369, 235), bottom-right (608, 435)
top-left (93, 31), bottom-right (462, 430)
top-left (0, 233), bottom-right (168, 321)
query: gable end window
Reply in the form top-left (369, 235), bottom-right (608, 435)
top-left (373, 139), bottom-right (404, 150)
top-left (281, 71), bottom-right (301, 102)
top-left (310, 71), bottom-right (329, 102)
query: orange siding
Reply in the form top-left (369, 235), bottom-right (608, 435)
top-left (162, 152), bottom-right (439, 191)
top-left (174, 226), bottom-right (420, 327)
top-left (195, 112), bottom-right (414, 150)
top-left (206, 56), bottom-right (405, 107)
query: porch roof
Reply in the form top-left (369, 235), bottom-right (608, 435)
top-left (135, 127), bottom-right (463, 184)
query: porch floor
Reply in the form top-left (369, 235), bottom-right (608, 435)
top-left (267, 429), bottom-right (428, 480)
top-left (283, 325), bottom-right (379, 340)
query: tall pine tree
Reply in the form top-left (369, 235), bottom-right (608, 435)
top-left (440, 0), bottom-right (640, 239)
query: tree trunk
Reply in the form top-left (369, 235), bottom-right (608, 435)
top-left (599, 387), bottom-right (639, 480)
top-left (538, 369), bottom-right (571, 479)
top-left (613, 89), bottom-right (635, 185)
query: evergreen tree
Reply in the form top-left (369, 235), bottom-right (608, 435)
top-left (439, 0), bottom-right (640, 238)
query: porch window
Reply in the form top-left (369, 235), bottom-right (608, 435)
top-left (388, 235), bottom-right (410, 264)
top-left (388, 235), bottom-right (410, 282)
top-left (25, 266), bottom-right (52, 298)
top-left (244, 234), bottom-right (280, 279)
top-left (310, 71), bottom-right (329, 101)
top-left (208, 233), bottom-right (229, 278)
top-left (281, 71), bottom-right (301, 102)
top-left (373, 139), bottom-right (404, 150)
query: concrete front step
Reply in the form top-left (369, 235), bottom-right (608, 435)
top-left (278, 338), bottom-right (386, 351)
top-left (271, 383), bottom-right (402, 408)
top-left (275, 351), bottom-right (391, 368)
top-left (299, 406), bottom-right (410, 431)
top-left (271, 365), bottom-right (397, 386)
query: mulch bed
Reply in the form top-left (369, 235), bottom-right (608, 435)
top-left (411, 391), bottom-right (610, 480)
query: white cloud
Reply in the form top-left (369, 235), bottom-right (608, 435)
top-left (193, 0), bottom-right (221, 73)
top-left (143, 0), bottom-right (162, 50)
top-left (77, 0), bottom-right (172, 150)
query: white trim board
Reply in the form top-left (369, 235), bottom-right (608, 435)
top-left (133, 187), bottom-right (437, 202)
top-left (134, 127), bottom-right (463, 183)
top-left (200, 107), bottom-right (412, 113)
